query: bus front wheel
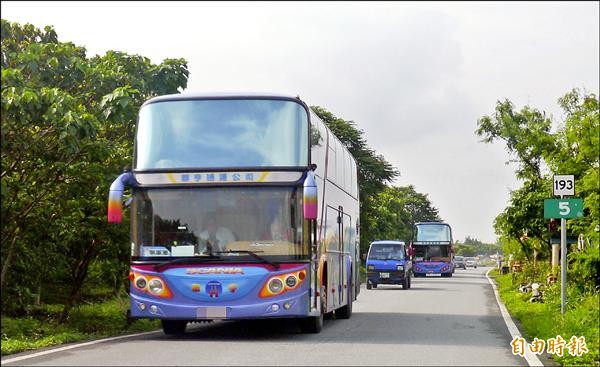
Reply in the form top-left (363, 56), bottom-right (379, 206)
top-left (300, 309), bottom-right (323, 333)
top-left (161, 320), bottom-right (187, 335)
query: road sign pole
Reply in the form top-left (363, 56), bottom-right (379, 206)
top-left (561, 214), bottom-right (567, 314)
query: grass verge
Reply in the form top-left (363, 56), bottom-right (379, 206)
top-left (489, 269), bottom-right (599, 366)
top-left (1, 295), bottom-right (160, 356)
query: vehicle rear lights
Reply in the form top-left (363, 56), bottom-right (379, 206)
top-left (259, 269), bottom-right (306, 298)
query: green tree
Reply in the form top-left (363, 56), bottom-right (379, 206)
top-left (0, 19), bottom-right (189, 316)
top-left (476, 99), bottom-right (556, 181)
top-left (369, 185), bottom-right (441, 244)
top-left (476, 89), bottom-right (599, 261)
top-left (552, 90), bottom-right (599, 245)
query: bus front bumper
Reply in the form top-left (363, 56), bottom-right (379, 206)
top-left (129, 290), bottom-right (310, 320)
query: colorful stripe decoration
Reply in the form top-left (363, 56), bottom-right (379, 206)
top-left (107, 171), bottom-right (136, 223)
top-left (303, 170), bottom-right (318, 220)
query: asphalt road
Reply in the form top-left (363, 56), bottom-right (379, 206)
top-left (2, 266), bottom-right (528, 366)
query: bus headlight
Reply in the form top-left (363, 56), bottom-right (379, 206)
top-left (135, 276), bottom-right (147, 290)
top-left (130, 270), bottom-right (173, 299)
top-left (268, 278), bottom-right (284, 294)
top-left (148, 279), bottom-right (164, 295)
top-left (259, 269), bottom-right (306, 298)
top-left (285, 275), bottom-right (297, 288)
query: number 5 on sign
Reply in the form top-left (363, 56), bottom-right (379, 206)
top-left (559, 202), bottom-right (570, 215)
top-left (553, 175), bottom-right (575, 196)
top-left (544, 199), bottom-right (583, 219)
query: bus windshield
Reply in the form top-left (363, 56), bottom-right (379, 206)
top-left (413, 245), bottom-right (451, 261)
top-left (131, 187), bottom-right (308, 259)
top-left (415, 224), bottom-right (452, 242)
top-left (135, 98), bottom-right (309, 170)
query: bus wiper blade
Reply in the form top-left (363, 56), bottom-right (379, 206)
top-left (214, 250), bottom-right (280, 270)
top-left (154, 255), bottom-right (223, 272)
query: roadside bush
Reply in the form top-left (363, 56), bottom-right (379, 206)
top-left (511, 260), bottom-right (552, 285)
top-left (1, 297), bottom-right (159, 356)
top-left (568, 246), bottom-right (600, 293)
top-left (493, 267), bottom-right (599, 366)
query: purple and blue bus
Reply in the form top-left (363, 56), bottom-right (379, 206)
top-left (410, 221), bottom-right (454, 277)
top-left (108, 92), bottom-right (360, 334)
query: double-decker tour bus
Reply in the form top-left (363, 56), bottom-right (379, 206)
top-left (107, 92), bottom-right (360, 334)
top-left (410, 221), bottom-right (454, 277)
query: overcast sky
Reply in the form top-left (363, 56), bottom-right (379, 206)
top-left (3, 1), bottom-right (599, 243)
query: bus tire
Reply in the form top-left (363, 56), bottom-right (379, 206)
top-left (300, 312), bottom-right (323, 333)
top-left (407, 274), bottom-right (412, 288)
top-left (300, 301), bottom-right (324, 333)
top-left (161, 320), bottom-right (187, 335)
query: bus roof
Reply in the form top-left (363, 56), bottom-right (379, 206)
top-left (414, 221), bottom-right (448, 226)
top-left (142, 91), bottom-right (304, 107)
top-left (370, 240), bottom-right (405, 246)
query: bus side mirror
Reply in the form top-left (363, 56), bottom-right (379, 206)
top-left (108, 171), bottom-right (136, 223)
top-left (303, 170), bottom-right (317, 220)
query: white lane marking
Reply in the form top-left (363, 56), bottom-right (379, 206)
top-left (486, 268), bottom-right (544, 366)
top-left (1, 330), bottom-right (162, 364)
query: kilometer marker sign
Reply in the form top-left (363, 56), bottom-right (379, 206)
top-left (543, 198), bottom-right (584, 219)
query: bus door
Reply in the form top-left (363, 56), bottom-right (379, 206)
top-left (337, 206), bottom-right (344, 306)
top-left (340, 209), bottom-right (352, 306)
top-left (325, 205), bottom-right (341, 310)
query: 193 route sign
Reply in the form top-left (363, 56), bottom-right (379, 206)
top-left (553, 175), bottom-right (575, 196)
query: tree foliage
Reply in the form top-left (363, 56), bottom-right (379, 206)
top-left (0, 19), bottom-right (189, 316)
top-left (368, 185), bottom-right (440, 244)
top-left (476, 89), bottom-right (599, 263)
top-left (455, 236), bottom-right (502, 257)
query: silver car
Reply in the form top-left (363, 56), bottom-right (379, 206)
top-left (465, 257), bottom-right (477, 268)
top-left (454, 256), bottom-right (466, 270)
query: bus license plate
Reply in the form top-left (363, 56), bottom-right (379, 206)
top-left (196, 307), bottom-right (227, 319)
top-left (380, 272), bottom-right (390, 278)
